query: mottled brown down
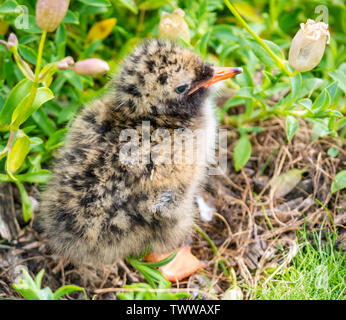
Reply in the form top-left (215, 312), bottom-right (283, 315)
top-left (39, 40), bottom-right (217, 265)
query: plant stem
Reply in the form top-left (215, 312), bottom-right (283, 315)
top-left (224, 0), bottom-right (297, 77)
top-left (11, 31), bottom-right (47, 131)
top-left (34, 31), bottom-right (47, 82)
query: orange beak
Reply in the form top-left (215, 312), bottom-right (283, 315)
top-left (189, 66), bottom-right (243, 94)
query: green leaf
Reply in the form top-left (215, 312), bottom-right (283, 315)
top-left (286, 115), bottom-right (299, 141)
top-left (211, 25), bottom-right (238, 42)
top-left (0, 0), bottom-right (17, 14)
top-left (45, 129), bottom-right (67, 150)
top-left (21, 16), bottom-right (43, 34)
top-left (62, 10), bottom-right (79, 24)
top-left (15, 181), bottom-right (33, 222)
top-left (11, 87), bottom-right (55, 130)
top-left (53, 285), bottom-right (86, 300)
top-left (298, 98), bottom-right (313, 113)
top-left (139, 251), bottom-right (177, 268)
top-left (312, 89), bottom-right (330, 113)
top-left (0, 79), bottom-right (32, 128)
top-left (246, 39), bottom-right (284, 67)
top-left (31, 108), bottom-right (57, 137)
top-left (117, 0), bottom-right (138, 14)
top-left (78, 0), bottom-right (111, 7)
top-left (233, 134), bottom-right (251, 171)
top-left (64, 70), bottom-right (83, 91)
top-left (326, 81), bottom-right (338, 102)
top-left (329, 70), bottom-right (346, 94)
top-left (331, 170), bottom-right (346, 193)
top-left (327, 147), bottom-right (339, 158)
top-left (196, 31), bottom-right (211, 57)
top-left (18, 44), bottom-right (38, 66)
top-left (16, 170), bottom-right (51, 184)
top-left (34, 269), bottom-right (45, 289)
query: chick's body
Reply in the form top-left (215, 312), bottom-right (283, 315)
top-left (40, 40), bottom-right (217, 265)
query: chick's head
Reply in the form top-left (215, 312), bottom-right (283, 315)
top-left (113, 40), bottom-right (216, 119)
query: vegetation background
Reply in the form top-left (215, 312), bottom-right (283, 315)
top-left (0, 0), bottom-right (345, 300)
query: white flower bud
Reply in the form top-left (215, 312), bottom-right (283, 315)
top-left (158, 8), bottom-right (190, 43)
top-left (36, 0), bottom-right (70, 32)
top-left (73, 58), bottom-right (110, 76)
top-left (288, 19), bottom-right (330, 72)
top-left (222, 286), bottom-right (244, 300)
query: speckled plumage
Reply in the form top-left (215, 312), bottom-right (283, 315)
top-left (39, 40), bottom-right (217, 265)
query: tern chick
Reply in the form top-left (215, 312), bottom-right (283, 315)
top-left (39, 39), bottom-right (242, 265)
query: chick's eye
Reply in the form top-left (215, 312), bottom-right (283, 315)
top-left (175, 85), bottom-right (188, 94)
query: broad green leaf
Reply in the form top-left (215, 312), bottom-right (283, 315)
top-left (7, 130), bottom-right (30, 174)
top-left (11, 87), bottom-right (54, 130)
top-left (331, 170), bottom-right (346, 193)
top-left (0, 79), bottom-right (32, 128)
top-left (16, 170), bottom-right (51, 184)
top-left (53, 285), bottom-right (86, 300)
top-left (286, 115), bottom-right (299, 141)
top-left (78, 0), bottom-right (111, 7)
top-left (234, 134), bottom-right (251, 171)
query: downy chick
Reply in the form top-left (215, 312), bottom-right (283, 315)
top-left (39, 39), bottom-right (242, 265)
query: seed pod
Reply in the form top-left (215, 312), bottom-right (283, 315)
top-left (36, 0), bottom-right (70, 32)
top-left (288, 19), bottom-right (330, 72)
top-left (158, 8), bottom-right (190, 43)
top-left (73, 58), bottom-right (110, 76)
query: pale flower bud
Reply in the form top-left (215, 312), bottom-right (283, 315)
top-left (73, 58), bottom-right (110, 76)
top-left (36, 0), bottom-right (70, 32)
top-left (58, 56), bottom-right (74, 70)
top-left (288, 19), bottom-right (330, 72)
top-left (0, 32), bottom-right (18, 51)
top-left (158, 8), bottom-right (190, 43)
top-left (222, 286), bottom-right (244, 300)
top-left (7, 32), bottom-right (18, 50)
